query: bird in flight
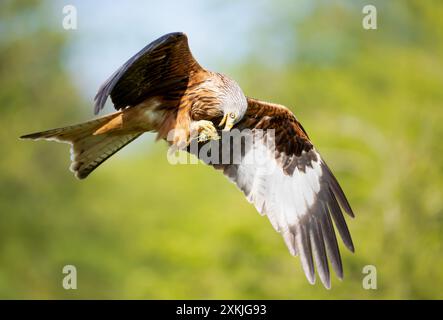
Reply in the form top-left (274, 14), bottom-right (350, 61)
top-left (21, 32), bottom-right (354, 289)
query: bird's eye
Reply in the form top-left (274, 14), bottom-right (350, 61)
top-left (229, 112), bottom-right (236, 119)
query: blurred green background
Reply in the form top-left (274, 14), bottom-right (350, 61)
top-left (1, 0), bottom-right (443, 299)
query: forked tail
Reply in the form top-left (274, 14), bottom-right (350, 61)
top-left (20, 112), bottom-right (143, 179)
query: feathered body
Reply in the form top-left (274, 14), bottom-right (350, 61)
top-left (21, 32), bottom-right (355, 288)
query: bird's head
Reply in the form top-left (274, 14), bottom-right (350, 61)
top-left (217, 76), bottom-right (248, 131)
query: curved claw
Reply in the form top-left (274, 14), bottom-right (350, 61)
top-left (192, 120), bottom-right (220, 142)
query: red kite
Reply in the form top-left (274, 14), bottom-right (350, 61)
top-left (21, 32), bottom-right (354, 288)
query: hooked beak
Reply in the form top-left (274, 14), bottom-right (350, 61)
top-left (218, 114), bottom-right (236, 131)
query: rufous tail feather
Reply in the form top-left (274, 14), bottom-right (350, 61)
top-left (20, 112), bottom-right (143, 179)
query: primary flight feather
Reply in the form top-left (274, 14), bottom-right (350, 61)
top-left (21, 32), bottom-right (355, 288)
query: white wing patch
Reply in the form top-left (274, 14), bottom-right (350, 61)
top-left (220, 134), bottom-right (354, 289)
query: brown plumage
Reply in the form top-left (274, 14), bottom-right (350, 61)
top-left (20, 32), bottom-right (355, 289)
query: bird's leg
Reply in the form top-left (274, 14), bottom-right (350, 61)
top-left (190, 120), bottom-right (220, 142)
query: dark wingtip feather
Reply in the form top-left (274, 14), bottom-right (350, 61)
top-left (294, 223), bottom-right (316, 285)
top-left (347, 242), bottom-right (355, 253)
top-left (92, 31), bottom-right (190, 115)
top-left (322, 161), bottom-right (355, 218)
top-left (327, 188), bottom-right (355, 253)
top-left (310, 218), bottom-right (331, 289)
top-left (323, 279), bottom-right (332, 290)
top-left (321, 161), bottom-right (356, 253)
top-left (19, 133), bottom-right (34, 140)
top-left (20, 131), bottom-right (49, 140)
top-left (93, 81), bottom-right (111, 115)
top-left (321, 209), bottom-right (344, 279)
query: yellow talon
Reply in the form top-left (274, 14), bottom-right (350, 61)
top-left (193, 120), bottom-right (220, 142)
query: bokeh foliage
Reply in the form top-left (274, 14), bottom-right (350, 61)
top-left (1, 0), bottom-right (442, 299)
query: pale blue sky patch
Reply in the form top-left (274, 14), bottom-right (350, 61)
top-left (52, 0), bottom-right (312, 111)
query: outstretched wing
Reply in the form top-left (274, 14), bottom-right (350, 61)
top-left (94, 32), bottom-right (203, 114)
top-left (196, 97), bottom-right (355, 288)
